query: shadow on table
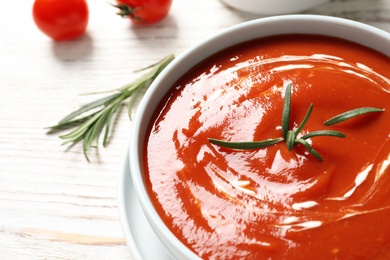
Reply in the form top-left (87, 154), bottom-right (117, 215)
top-left (305, 0), bottom-right (390, 23)
top-left (125, 14), bottom-right (180, 51)
top-left (51, 33), bottom-right (94, 62)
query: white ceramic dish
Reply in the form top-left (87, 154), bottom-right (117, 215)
top-left (220, 0), bottom-right (330, 15)
top-left (119, 145), bottom-right (172, 260)
top-left (126, 15), bottom-right (390, 259)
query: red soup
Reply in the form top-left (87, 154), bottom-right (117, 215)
top-left (144, 34), bottom-right (390, 259)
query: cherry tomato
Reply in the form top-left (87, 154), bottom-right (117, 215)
top-left (33, 0), bottom-right (89, 41)
top-left (116, 0), bottom-right (172, 25)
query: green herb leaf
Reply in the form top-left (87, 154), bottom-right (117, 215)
top-left (286, 130), bottom-right (296, 151)
top-left (323, 107), bottom-right (384, 126)
top-left (301, 130), bottom-right (346, 140)
top-left (208, 137), bottom-right (284, 150)
top-left (282, 83), bottom-right (292, 139)
top-left (295, 103), bottom-right (313, 135)
top-left (295, 138), bottom-right (323, 161)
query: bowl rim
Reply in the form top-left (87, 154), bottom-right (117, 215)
top-left (128, 14), bottom-right (390, 259)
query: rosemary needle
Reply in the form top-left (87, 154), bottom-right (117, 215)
top-left (282, 83), bottom-right (292, 139)
top-left (323, 107), bottom-right (384, 126)
top-left (208, 137), bottom-right (284, 150)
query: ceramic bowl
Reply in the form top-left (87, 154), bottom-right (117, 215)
top-left (128, 15), bottom-right (390, 259)
top-left (220, 0), bottom-right (330, 15)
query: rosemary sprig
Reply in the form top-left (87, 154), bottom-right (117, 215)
top-left (48, 55), bottom-right (174, 161)
top-left (208, 83), bottom-right (383, 161)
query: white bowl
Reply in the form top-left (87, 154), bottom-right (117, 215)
top-left (128, 15), bottom-right (390, 259)
top-left (220, 0), bottom-right (330, 15)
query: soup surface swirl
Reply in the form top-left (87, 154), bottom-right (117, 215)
top-left (144, 35), bottom-right (390, 259)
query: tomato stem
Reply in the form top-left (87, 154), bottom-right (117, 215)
top-left (113, 4), bottom-right (145, 22)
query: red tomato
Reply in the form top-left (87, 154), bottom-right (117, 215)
top-left (116, 0), bottom-right (172, 25)
top-left (33, 0), bottom-right (89, 41)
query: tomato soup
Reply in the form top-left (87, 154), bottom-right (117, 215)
top-left (144, 35), bottom-right (390, 259)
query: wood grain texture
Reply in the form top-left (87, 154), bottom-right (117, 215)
top-left (1, 0), bottom-right (389, 259)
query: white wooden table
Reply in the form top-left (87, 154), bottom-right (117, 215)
top-left (1, 0), bottom-right (389, 259)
